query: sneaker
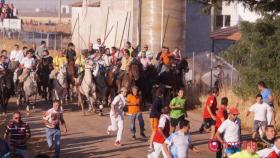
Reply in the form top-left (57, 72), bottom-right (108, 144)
top-left (114, 141), bottom-right (122, 147)
top-left (140, 132), bottom-right (147, 138)
top-left (132, 135), bottom-right (136, 140)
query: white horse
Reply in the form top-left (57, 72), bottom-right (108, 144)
top-left (18, 71), bottom-right (38, 112)
top-left (78, 60), bottom-right (98, 115)
top-left (50, 64), bottom-right (68, 111)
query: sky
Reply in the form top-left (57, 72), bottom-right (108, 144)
top-left (7, 0), bottom-right (79, 13)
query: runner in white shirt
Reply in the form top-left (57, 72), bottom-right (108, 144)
top-left (247, 94), bottom-right (274, 139)
top-left (107, 87), bottom-right (127, 147)
top-left (162, 119), bottom-right (200, 158)
top-left (216, 107), bottom-right (241, 157)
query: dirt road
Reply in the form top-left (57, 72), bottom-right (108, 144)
top-left (2, 100), bottom-right (216, 158)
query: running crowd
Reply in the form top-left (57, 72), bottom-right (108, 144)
top-left (0, 38), bottom-right (279, 158)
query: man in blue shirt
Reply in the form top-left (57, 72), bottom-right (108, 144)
top-left (258, 81), bottom-right (275, 125)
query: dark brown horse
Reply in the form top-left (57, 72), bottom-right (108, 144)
top-left (66, 60), bottom-right (78, 101)
top-left (116, 62), bottom-right (140, 92)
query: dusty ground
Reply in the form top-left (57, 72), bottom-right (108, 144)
top-left (1, 98), bottom-right (217, 158)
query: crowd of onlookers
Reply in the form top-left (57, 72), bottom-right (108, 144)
top-left (0, 1), bottom-right (18, 22)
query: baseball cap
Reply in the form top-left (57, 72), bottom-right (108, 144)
top-left (229, 107), bottom-right (239, 115)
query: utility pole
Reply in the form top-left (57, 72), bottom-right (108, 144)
top-left (58, 0), bottom-right (62, 24)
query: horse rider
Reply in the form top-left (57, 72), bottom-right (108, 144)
top-left (137, 44), bottom-right (153, 62)
top-left (0, 55), bottom-right (9, 87)
top-left (75, 50), bottom-right (91, 86)
top-left (35, 41), bottom-right (47, 60)
top-left (9, 44), bottom-right (24, 71)
top-left (111, 47), bottom-right (122, 66)
top-left (52, 49), bottom-right (67, 75)
top-left (101, 48), bottom-right (112, 69)
top-left (17, 50), bottom-right (36, 91)
top-left (158, 47), bottom-right (173, 75)
top-left (65, 42), bottom-right (77, 64)
top-left (117, 49), bottom-right (133, 80)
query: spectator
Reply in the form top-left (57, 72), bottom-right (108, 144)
top-left (216, 107), bottom-right (241, 157)
top-left (246, 94), bottom-right (274, 139)
top-left (258, 125), bottom-right (277, 150)
top-left (257, 136), bottom-right (280, 158)
top-left (4, 111), bottom-right (31, 158)
top-left (229, 140), bottom-right (260, 158)
top-left (43, 100), bottom-right (67, 158)
top-left (162, 119), bottom-right (200, 158)
top-left (148, 106), bottom-right (170, 158)
top-left (126, 86), bottom-right (146, 140)
top-left (35, 41), bottom-right (47, 60)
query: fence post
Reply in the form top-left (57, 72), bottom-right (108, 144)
top-left (54, 33), bottom-right (57, 50)
top-left (60, 34), bottom-right (63, 49)
top-left (231, 60), bottom-right (233, 88)
top-left (192, 51), bottom-right (195, 84)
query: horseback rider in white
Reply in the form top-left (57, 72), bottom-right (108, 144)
top-left (17, 50), bottom-right (36, 92)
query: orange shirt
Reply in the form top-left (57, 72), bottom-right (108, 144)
top-left (126, 94), bottom-right (141, 115)
top-left (160, 52), bottom-right (172, 65)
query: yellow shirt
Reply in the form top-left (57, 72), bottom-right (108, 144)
top-left (229, 151), bottom-right (260, 158)
top-left (120, 57), bottom-right (132, 71)
top-left (53, 56), bottom-right (67, 70)
top-left (75, 57), bottom-right (86, 73)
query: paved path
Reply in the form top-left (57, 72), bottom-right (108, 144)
top-left (2, 100), bottom-right (216, 158)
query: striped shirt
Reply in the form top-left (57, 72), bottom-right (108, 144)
top-left (5, 121), bottom-right (30, 149)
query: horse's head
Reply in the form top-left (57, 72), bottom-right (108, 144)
top-left (129, 63), bottom-right (140, 81)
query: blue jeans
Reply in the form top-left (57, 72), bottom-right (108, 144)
top-left (128, 112), bottom-right (145, 135)
top-left (45, 128), bottom-right (61, 158)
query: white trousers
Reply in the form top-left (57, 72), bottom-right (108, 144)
top-left (108, 111), bottom-right (124, 142)
top-left (147, 142), bottom-right (168, 158)
top-left (267, 109), bottom-right (273, 125)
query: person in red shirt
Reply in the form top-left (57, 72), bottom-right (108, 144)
top-left (199, 87), bottom-right (219, 139)
top-left (215, 97), bottom-right (228, 131)
top-left (215, 97), bottom-right (228, 158)
top-left (148, 106), bottom-right (170, 158)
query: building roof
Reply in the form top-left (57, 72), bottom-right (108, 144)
top-left (70, 0), bottom-right (100, 7)
top-left (210, 26), bottom-right (241, 41)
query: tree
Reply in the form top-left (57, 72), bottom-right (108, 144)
top-left (195, 0), bottom-right (280, 15)
top-left (222, 16), bottom-right (280, 100)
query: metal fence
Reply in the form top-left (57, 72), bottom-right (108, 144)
top-left (0, 29), bottom-right (71, 50)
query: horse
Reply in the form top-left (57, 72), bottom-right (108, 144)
top-left (0, 70), bottom-right (13, 116)
top-left (93, 61), bottom-right (109, 116)
top-left (50, 65), bottom-right (68, 110)
top-left (66, 60), bottom-right (78, 101)
top-left (36, 59), bottom-right (53, 101)
top-left (78, 60), bottom-right (98, 115)
top-left (17, 71), bottom-right (38, 112)
top-left (116, 61), bottom-right (140, 92)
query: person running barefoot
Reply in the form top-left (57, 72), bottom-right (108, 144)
top-left (107, 87), bottom-right (127, 146)
top-left (126, 86), bottom-right (146, 140)
top-left (148, 106), bottom-right (171, 158)
top-left (169, 89), bottom-right (187, 133)
top-left (162, 119), bottom-right (200, 158)
top-left (43, 100), bottom-right (67, 158)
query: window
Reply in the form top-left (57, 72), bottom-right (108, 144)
top-left (215, 15), bottom-right (231, 28)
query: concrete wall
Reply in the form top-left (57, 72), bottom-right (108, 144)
top-left (72, 0), bottom-right (138, 50)
top-left (221, 1), bottom-right (262, 26)
top-left (186, 2), bottom-right (211, 54)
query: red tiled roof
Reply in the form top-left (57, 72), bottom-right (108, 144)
top-left (210, 26), bottom-right (241, 41)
